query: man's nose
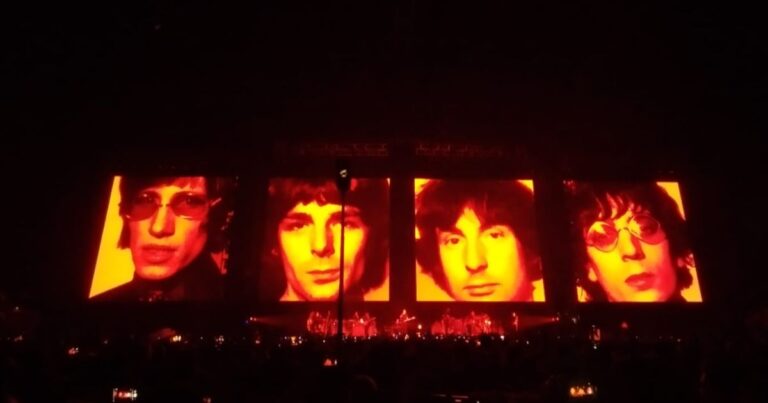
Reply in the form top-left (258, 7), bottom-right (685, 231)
top-left (465, 239), bottom-right (488, 273)
top-left (311, 224), bottom-right (334, 258)
top-left (149, 205), bottom-right (175, 237)
top-left (618, 229), bottom-right (645, 261)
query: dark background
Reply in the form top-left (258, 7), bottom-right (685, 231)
top-left (3, 2), bottom-right (763, 326)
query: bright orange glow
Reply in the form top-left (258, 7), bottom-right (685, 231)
top-left (89, 176), bottom-right (233, 299)
top-left (569, 181), bottom-right (702, 303)
top-left (264, 178), bottom-right (390, 301)
top-left (278, 202), bottom-right (368, 301)
top-left (89, 177), bottom-right (134, 297)
top-left (657, 181), bottom-right (686, 219)
top-left (415, 178), bottom-right (544, 302)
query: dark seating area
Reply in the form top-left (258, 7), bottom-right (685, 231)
top-left (3, 303), bottom-right (768, 403)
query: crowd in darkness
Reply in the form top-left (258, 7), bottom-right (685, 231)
top-left (2, 303), bottom-right (768, 402)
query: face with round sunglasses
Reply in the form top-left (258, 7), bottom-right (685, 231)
top-left (123, 177), bottom-right (215, 281)
top-left (584, 204), bottom-right (677, 302)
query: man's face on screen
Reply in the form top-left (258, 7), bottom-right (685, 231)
top-left (278, 201), bottom-right (368, 301)
top-left (437, 208), bottom-right (528, 301)
top-left (126, 177), bottom-right (209, 281)
top-left (585, 202), bottom-right (677, 302)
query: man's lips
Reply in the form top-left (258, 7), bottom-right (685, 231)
top-left (308, 269), bottom-right (340, 285)
top-left (464, 283), bottom-right (499, 297)
top-left (625, 273), bottom-right (655, 290)
top-left (141, 245), bottom-right (176, 263)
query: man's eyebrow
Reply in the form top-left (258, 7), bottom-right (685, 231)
top-left (282, 212), bottom-right (312, 221)
top-left (480, 223), bottom-right (506, 232)
top-left (343, 206), bottom-right (362, 215)
top-left (174, 190), bottom-right (207, 196)
top-left (438, 227), bottom-right (464, 236)
top-left (329, 211), bottom-right (363, 223)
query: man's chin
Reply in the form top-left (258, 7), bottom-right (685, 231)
top-left (307, 292), bottom-right (339, 301)
top-left (135, 265), bottom-right (178, 281)
top-left (623, 290), bottom-right (664, 303)
top-left (460, 294), bottom-right (504, 302)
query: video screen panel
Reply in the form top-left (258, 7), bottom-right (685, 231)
top-left (563, 180), bottom-right (703, 303)
top-left (89, 176), bottom-right (238, 301)
top-left (415, 179), bottom-right (545, 302)
top-left (260, 178), bottom-right (390, 302)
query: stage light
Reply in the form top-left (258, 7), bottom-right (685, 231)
top-left (67, 346), bottom-right (79, 356)
top-left (569, 383), bottom-right (597, 399)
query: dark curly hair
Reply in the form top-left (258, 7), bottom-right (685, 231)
top-left (564, 181), bottom-right (694, 302)
top-left (415, 179), bottom-right (541, 299)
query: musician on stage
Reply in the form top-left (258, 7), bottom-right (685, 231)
top-left (306, 311), bottom-right (318, 333)
top-left (478, 312), bottom-right (492, 334)
top-left (306, 311), bottom-right (327, 334)
top-left (396, 309), bottom-right (415, 335)
top-left (441, 308), bottom-right (453, 335)
top-left (398, 309), bottom-right (409, 324)
top-left (466, 310), bottom-right (478, 335)
top-left (511, 311), bottom-right (519, 334)
top-left (363, 312), bottom-right (376, 337)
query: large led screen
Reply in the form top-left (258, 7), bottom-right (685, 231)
top-left (415, 179), bottom-right (545, 302)
top-left (89, 176), bottom-right (237, 301)
top-left (564, 180), bottom-right (703, 302)
top-left (260, 178), bottom-right (390, 301)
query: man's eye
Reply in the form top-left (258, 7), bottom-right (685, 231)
top-left (632, 215), bottom-right (660, 235)
top-left (180, 195), bottom-right (207, 207)
top-left (343, 220), bottom-right (361, 229)
top-left (284, 222), bottom-right (309, 231)
top-left (134, 193), bottom-right (157, 205)
top-left (488, 231), bottom-right (505, 239)
top-left (441, 236), bottom-right (462, 246)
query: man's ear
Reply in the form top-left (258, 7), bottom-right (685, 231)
top-left (587, 263), bottom-right (598, 282)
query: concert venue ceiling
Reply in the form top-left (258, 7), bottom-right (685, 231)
top-left (4, 2), bottom-right (763, 318)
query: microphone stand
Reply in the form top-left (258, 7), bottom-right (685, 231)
top-left (337, 191), bottom-right (345, 344)
top-left (336, 162), bottom-right (350, 345)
